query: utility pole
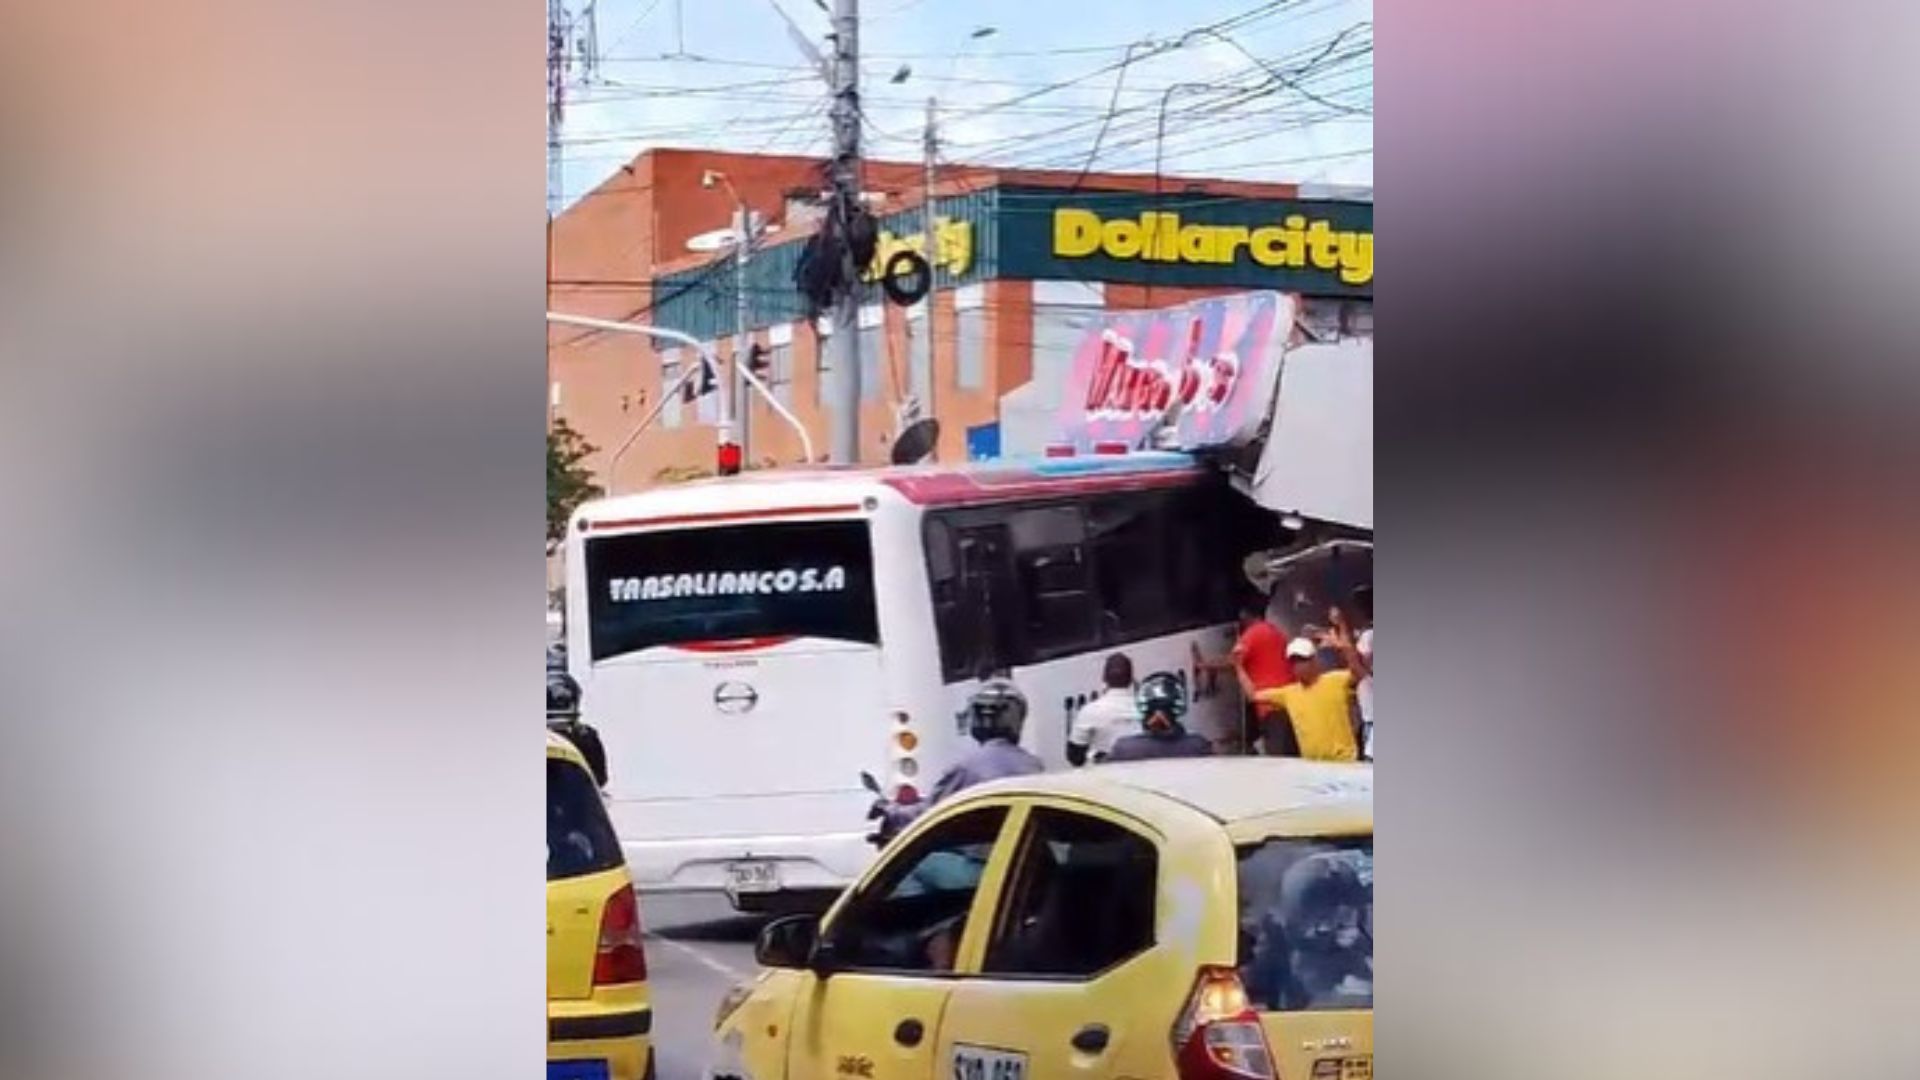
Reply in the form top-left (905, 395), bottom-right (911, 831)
top-left (733, 204), bottom-right (751, 464)
top-left (546, 0), bottom-right (569, 218)
top-left (827, 0), bottom-right (862, 464)
top-left (920, 94), bottom-right (938, 451)
top-left (546, 0), bottom-right (598, 216)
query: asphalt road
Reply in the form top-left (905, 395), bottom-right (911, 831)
top-left (641, 893), bottom-right (769, 1080)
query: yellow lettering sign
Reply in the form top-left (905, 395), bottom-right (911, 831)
top-left (864, 218), bottom-right (975, 283)
top-left (1054, 208), bottom-right (1101, 257)
top-left (1051, 207), bottom-right (1372, 286)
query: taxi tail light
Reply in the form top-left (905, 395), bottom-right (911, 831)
top-left (594, 884), bottom-right (648, 985)
top-left (1172, 967), bottom-right (1277, 1080)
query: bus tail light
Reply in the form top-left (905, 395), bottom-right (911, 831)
top-left (594, 884), bottom-right (648, 986)
top-left (891, 711), bottom-right (921, 786)
top-left (1172, 967), bottom-right (1276, 1080)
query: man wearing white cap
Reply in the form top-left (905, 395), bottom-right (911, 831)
top-left (1256, 634), bottom-right (1363, 762)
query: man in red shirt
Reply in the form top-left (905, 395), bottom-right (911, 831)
top-left (1195, 598), bottom-right (1297, 754)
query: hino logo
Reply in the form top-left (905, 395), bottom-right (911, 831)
top-left (713, 681), bottom-right (759, 715)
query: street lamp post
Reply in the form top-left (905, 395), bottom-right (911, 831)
top-left (702, 169), bottom-right (754, 468)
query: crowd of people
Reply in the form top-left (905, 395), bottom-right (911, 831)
top-left (1075, 584), bottom-right (1375, 766)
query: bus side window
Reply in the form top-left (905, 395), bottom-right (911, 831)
top-left (957, 526), bottom-right (1021, 679)
top-left (1009, 506), bottom-right (1100, 663)
top-left (1088, 492), bottom-right (1174, 645)
top-left (926, 514), bottom-right (1021, 681)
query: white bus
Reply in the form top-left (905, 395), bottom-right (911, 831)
top-left (564, 450), bottom-right (1278, 908)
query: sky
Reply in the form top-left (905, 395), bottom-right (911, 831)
top-left (551, 0), bottom-right (1372, 209)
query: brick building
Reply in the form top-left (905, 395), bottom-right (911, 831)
top-left (546, 148), bottom-right (1371, 491)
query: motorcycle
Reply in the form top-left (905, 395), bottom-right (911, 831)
top-left (860, 771), bottom-right (904, 848)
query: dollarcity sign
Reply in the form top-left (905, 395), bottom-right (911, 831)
top-left (1052, 207), bottom-right (1373, 287)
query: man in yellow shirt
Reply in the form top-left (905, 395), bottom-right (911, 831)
top-left (1256, 637), bottom-right (1361, 762)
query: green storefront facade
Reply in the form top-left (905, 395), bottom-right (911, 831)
top-left (651, 186), bottom-right (1372, 342)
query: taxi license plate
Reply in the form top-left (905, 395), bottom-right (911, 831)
top-left (547, 1061), bottom-right (609, 1080)
top-left (1310, 1057), bottom-right (1372, 1080)
top-left (952, 1044), bottom-right (1026, 1080)
top-left (725, 860), bottom-right (780, 895)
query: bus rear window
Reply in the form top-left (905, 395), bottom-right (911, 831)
top-left (1236, 836), bottom-right (1373, 1012)
top-left (584, 520), bottom-right (879, 660)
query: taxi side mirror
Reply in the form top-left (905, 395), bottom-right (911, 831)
top-left (755, 914), bottom-right (822, 971)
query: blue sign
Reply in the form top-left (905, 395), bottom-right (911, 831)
top-left (966, 422), bottom-right (1001, 462)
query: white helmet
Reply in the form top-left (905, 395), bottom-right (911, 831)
top-left (966, 678), bottom-right (1028, 743)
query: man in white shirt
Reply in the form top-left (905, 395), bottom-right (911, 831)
top-left (1068, 653), bottom-right (1142, 766)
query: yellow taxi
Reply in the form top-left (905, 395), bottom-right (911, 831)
top-left (710, 758), bottom-right (1372, 1080)
top-left (549, 732), bottom-right (654, 1080)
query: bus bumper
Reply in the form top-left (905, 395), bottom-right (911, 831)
top-left (619, 831), bottom-right (875, 895)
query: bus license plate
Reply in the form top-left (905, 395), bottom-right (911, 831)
top-left (952, 1045), bottom-right (1026, 1080)
top-left (725, 860), bottom-right (780, 895)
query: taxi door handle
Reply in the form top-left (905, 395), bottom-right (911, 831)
top-left (1072, 1025), bottom-right (1110, 1053)
top-left (895, 1019), bottom-right (925, 1047)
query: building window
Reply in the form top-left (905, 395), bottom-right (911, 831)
top-left (859, 323), bottom-right (883, 402)
top-left (660, 349), bottom-right (683, 429)
top-left (908, 303), bottom-right (931, 408)
top-left (1299, 297), bottom-right (1374, 341)
top-left (770, 341), bottom-right (794, 409)
top-left (956, 307), bottom-right (986, 390)
top-left (813, 321), bottom-right (832, 411)
top-left (856, 307), bottom-right (884, 403)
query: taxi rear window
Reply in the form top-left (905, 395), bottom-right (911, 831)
top-left (1236, 836), bottom-right (1373, 1012)
top-left (548, 757), bottom-right (622, 881)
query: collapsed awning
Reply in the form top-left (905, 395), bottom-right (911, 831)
top-left (1231, 337), bottom-right (1372, 530)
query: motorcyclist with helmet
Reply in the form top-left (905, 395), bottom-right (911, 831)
top-left (874, 677), bottom-right (1042, 838)
top-left (1104, 673), bottom-right (1213, 761)
top-left (547, 672), bottom-right (608, 788)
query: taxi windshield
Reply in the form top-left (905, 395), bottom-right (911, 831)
top-left (1236, 836), bottom-right (1373, 1012)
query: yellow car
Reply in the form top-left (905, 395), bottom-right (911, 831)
top-left (711, 758), bottom-right (1371, 1080)
top-left (549, 732), bottom-right (654, 1080)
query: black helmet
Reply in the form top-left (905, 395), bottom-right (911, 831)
top-left (966, 678), bottom-right (1028, 743)
top-left (1279, 852), bottom-right (1370, 955)
top-left (1135, 672), bottom-right (1187, 733)
top-left (547, 672), bottom-right (582, 720)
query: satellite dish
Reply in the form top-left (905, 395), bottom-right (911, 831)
top-left (685, 228), bottom-right (738, 253)
top-left (891, 417), bottom-right (940, 465)
top-left (686, 217), bottom-right (782, 253)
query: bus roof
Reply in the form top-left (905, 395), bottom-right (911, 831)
top-left (575, 451), bottom-right (1209, 532)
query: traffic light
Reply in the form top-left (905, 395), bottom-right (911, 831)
top-left (681, 359), bottom-right (718, 404)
